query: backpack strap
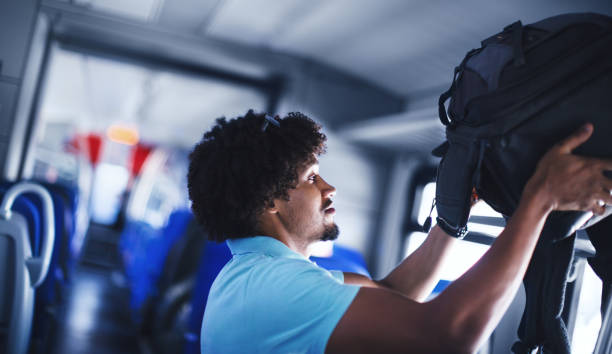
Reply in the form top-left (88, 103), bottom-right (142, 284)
top-left (506, 21), bottom-right (526, 67)
top-left (438, 66), bottom-right (460, 126)
top-left (438, 49), bottom-right (480, 126)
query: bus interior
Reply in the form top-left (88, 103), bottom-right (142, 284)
top-left (2, 1), bottom-right (612, 353)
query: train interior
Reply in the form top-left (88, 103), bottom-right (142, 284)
top-left (2, 1), bottom-right (612, 353)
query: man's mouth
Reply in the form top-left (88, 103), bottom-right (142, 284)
top-left (324, 207), bottom-right (336, 215)
top-left (323, 200), bottom-right (335, 214)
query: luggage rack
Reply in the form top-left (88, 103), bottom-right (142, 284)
top-left (462, 224), bottom-right (597, 259)
top-left (594, 297), bottom-right (612, 354)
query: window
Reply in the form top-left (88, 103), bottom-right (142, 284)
top-left (571, 257), bottom-right (603, 354)
top-left (406, 181), bottom-right (605, 353)
top-left (404, 182), bottom-right (505, 290)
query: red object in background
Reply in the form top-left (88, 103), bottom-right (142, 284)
top-left (87, 134), bottom-right (102, 166)
top-left (67, 133), bottom-right (103, 166)
top-left (66, 133), bottom-right (152, 175)
top-left (129, 143), bottom-right (153, 178)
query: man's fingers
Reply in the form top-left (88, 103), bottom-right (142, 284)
top-left (592, 205), bottom-right (606, 216)
top-left (601, 175), bottom-right (612, 192)
top-left (558, 123), bottom-right (593, 153)
top-left (595, 189), bottom-right (612, 206)
top-left (592, 201), bottom-right (608, 216)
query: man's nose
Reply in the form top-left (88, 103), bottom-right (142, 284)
top-left (319, 177), bottom-right (336, 198)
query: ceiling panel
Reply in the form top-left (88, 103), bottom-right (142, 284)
top-left (46, 0), bottom-right (612, 151)
top-left (339, 108), bottom-right (446, 153)
top-left (205, 0), bottom-right (320, 45)
top-left (206, 0), bottom-right (612, 96)
top-left (75, 0), bottom-right (163, 21)
top-left (156, 0), bottom-right (220, 33)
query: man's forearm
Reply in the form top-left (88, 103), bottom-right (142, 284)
top-left (378, 225), bottom-right (458, 301)
top-left (425, 191), bottom-right (551, 352)
top-left (330, 125), bottom-right (612, 353)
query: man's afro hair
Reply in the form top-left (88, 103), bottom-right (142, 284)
top-left (187, 110), bottom-right (327, 242)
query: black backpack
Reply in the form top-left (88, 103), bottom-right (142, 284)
top-left (436, 12), bottom-right (612, 238)
top-left (435, 13), bottom-right (612, 353)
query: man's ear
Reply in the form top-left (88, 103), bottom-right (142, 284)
top-left (265, 199), bottom-right (279, 214)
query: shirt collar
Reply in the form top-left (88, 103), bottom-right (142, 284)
top-left (226, 236), bottom-right (307, 261)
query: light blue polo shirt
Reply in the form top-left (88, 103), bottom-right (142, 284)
top-left (201, 236), bottom-right (361, 354)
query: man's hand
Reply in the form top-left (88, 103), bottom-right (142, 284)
top-left (524, 123), bottom-right (612, 215)
top-left (328, 123), bottom-right (612, 354)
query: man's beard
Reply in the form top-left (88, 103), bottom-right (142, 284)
top-left (320, 223), bottom-right (339, 241)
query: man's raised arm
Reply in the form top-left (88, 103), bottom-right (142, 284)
top-left (343, 225), bottom-right (457, 301)
top-left (328, 123), bottom-right (612, 353)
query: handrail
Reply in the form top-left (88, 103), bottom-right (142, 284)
top-left (0, 182), bottom-right (55, 287)
top-left (594, 297), bottom-right (612, 354)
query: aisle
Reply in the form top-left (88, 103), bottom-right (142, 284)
top-left (48, 224), bottom-right (142, 354)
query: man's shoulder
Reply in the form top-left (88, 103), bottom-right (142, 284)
top-left (203, 249), bottom-right (360, 354)
top-left (224, 252), bottom-right (324, 283)
top-left (213, 251), bottom-right (343, 302)
top-left (221, 250), bottom-right (312, 273)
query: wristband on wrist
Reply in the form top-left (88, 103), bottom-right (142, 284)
top-left (436, 216), bottom-right (468, 239)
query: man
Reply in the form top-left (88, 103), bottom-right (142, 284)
top-left (187, 110), bottom-right (612, 353)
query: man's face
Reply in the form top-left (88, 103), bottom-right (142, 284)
top-left (275, 161), bottom-right (339, 243)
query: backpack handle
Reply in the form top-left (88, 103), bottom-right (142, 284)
top-left (438, 82), bottom-right (454, 126)
top-left (439, 49), bottom-right (480, 126)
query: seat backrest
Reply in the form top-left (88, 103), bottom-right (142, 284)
top-left (157, 217), bottom-right (207, 293)
top-left (11, 197), bottom-right (41, 256)
top-left (184, 241), bottom-right (232, 354)
top-left (120, 220), bottom-right (160, 312)
top-left (35, 190), bottom-right (66, 306)
top-left (0, 184), bottom-right (42, 255)
top-left (0, 213), bottom-right (35, 354)
top-left (311, 244), bottom-right (371, 277)
top-left (121, 209), bottom-right (194, 314)
top-left (150, 209), bottom-right (194, 281)
top-left (0, 182), bottom-right (55, 354)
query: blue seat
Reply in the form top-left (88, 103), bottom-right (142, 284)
top-left (120, 209), bottom-right (194, 319)
top-left (11, 197), bottom-right (42, 256)
top-left (431, 279), bottom-right (451, 297)
top-left (311, 244), bottom-right (371, 277)
top-left (42, 183), bottom-right (78, 266)
top-left (0, 182), bottom-right (55, 354)
top-left (29, 184), bottom-right (78, 352)
top-left (22, 185), bottom-right (74, 288)
top-left (35, 191), bottom-right (66, 305)
top-left (0, 184), bottom-right (43, 255)
top-left (120, 221), bottom-right (161, 312)
top-left (147, 210), bottom-right (194, 289)
top-left (184, 241), bottom-right (232, 354)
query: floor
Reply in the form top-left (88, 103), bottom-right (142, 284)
top-left (45, 224), bottom-right (143, 354)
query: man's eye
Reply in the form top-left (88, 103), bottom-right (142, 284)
top-left (308, 175), bottom-right (317, 182)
